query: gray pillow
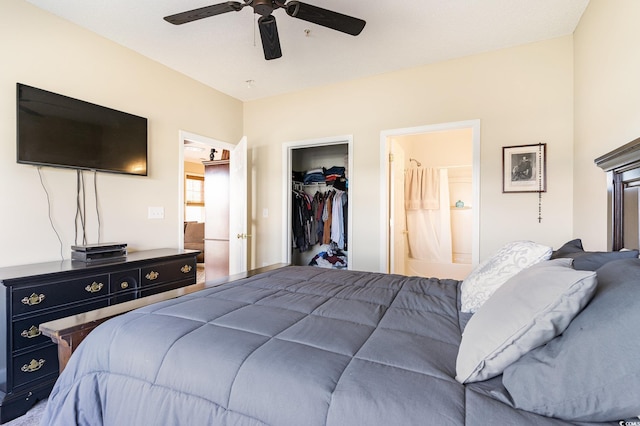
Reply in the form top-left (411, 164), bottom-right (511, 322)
top-left (455, 259), bottom-right (597, 384)
top-left (502, 258), bottom-right (640, 421)
top-left (551, 238), bottom-right (639, 270)
top-left (550, 238), bottom-right (583, 258)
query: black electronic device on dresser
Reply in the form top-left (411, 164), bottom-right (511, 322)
top-left (71, 242), bottom-right (128, 263)
top-left (0, 248), bottom-right (198, 423)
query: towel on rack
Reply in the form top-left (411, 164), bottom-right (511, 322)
top-left (404, 167), bottom-right (440, 210)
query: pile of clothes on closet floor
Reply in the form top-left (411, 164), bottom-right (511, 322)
top-left (308, 242), bottom-right (348, 269)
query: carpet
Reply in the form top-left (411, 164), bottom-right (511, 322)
top-left (4, 399), bottom-right (46, 426)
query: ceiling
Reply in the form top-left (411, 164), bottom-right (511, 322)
top-left (26, 0), bottom-right (589, 103)
top-left (183, 142), bottom-right (217, 163)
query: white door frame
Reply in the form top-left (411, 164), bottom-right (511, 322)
top-left (378, 120), bottom-right (481, 273)
top-left (282, 135), bottom-right (354, 266)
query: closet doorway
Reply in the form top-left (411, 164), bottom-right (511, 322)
top-left (283, 135), bottom-right (353, 269)
top-left (379, 120), bottom-right (480, 280)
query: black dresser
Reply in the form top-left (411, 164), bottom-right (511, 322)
top-left (0, 248), bottom-right (198, 423)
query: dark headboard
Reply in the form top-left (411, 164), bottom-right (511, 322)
top-left (595, 136), bottom-right (640, 250)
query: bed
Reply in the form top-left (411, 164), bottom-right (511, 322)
top-left (41, 141), bottom-right (640, 425)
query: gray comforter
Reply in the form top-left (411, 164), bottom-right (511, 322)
top-left (42, 266), bottom-right (615, 425)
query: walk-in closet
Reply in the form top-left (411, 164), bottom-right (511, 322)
top-left (286, 138), bottom-right (352, 269)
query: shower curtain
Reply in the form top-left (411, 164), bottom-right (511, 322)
top-left (404, 167), bottom-right (452, 262)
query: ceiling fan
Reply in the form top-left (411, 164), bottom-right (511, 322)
top-left (163, 1), bottom-right (366, 60)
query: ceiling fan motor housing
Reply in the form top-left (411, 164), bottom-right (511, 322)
top-left (253, 0), bottom-right (275, 16)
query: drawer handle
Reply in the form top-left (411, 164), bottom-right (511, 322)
top-left (21, 359), bottom-right (45, 373)
top-left (145, 271), bottom-right (159, 280)
top-left (85, 282), bottom-right (104, 293)
top-left (21, 326), bottom-right (42, 339)
top-left (21, 293), bottom-right (45, 306)
top-left (120, 281), bottom-right (129, 289)
top-left (180, 265), bottom-right (192, 274)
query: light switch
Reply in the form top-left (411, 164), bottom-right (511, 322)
top-left (148, 206), bottom-right (164, 219)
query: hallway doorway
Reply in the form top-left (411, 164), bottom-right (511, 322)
top-left (178, 131), bottom-right (248, 282)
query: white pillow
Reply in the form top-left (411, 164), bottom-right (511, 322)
top-left (460, 240), bottom-right (552, 313)
top-left (455, 258), bottom-right (597, 384)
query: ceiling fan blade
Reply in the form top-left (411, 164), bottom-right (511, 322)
top-left (258, 15), bottom-right (282, 60)
top-left (164, 1), bottom-right (244, 25)
top-left (285, 1), bottom-right (366, 36)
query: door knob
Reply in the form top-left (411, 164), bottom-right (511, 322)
top-left (236, 233), bottom-right (252, 239)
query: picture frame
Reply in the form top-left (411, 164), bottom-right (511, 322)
top-left (502, 143), bottom-right (547, 193)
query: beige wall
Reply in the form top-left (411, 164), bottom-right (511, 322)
top-left (395, 129), bottom-right (473, 169)
top-left (184, 161), bottom-right (205, 177)
top-left (245, 36), bottom-right (576, 271)
top-left (573, 0), bottom-right (640, 250)
top-left (6, 0), bottom-right (635, 273)
top-left (0, 0), bottom-right (243, 266)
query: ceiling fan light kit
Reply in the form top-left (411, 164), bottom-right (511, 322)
top-left (164, 0), bottom-right (366, 60)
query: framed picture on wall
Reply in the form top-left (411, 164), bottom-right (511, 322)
top-left (502, 143), bottom-right (547, 193)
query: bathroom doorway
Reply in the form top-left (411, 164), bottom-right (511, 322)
top-left (379, 120), bottom-right (480, 280)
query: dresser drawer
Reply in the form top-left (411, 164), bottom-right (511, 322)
top-left (140, 279), bottom-right (193, 298)
top-left (110, 291), bottom-right (137, 305)
top-left (13, 345), bottom-right (58, 388)
top-left (13, 300), bottom-right (109, 351)
top-left (12, 274), bottom-right (109, 316)
top-left (109, 269), bottom-right (140, 294)
top-left (141, 259), bottom-right (196, 288)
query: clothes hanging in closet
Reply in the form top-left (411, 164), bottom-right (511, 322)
top-left (322, 192), bottom-right (332, 245)
top-left (291, 187), bottom-right (348, 253)
top-left (314, 191), bottom-right (325, 244)
top-left (292, 190), bottom-right (313, 253)
top-left (330, 189), bottom-right (346, 250)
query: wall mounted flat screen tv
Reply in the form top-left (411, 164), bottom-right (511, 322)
top-left (17, 83), bottom-right (148, 176)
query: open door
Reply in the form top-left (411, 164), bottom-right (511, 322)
top-left (229, 136), bottom-right (248, 274)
